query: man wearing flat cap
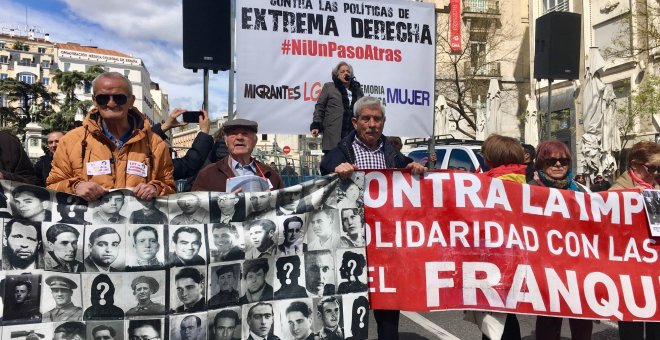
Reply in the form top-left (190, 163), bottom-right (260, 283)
top-left (43, 275), bottom-right (83, 322)
top-left (192, 119), bottom-right (284, 192)
top-left (126, 275), bottom-right (165, 316)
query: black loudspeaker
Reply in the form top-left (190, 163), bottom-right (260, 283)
top-left (182, 0), bottom-right (231, 71)
top-left (534, 12), bottom-right (581, 80)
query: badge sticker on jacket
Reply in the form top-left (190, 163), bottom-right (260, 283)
top-left (127, 160), bottom-right (148, 177)
top-left (87, 160), bottom-right (111, 175)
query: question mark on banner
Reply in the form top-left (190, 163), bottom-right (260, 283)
top-left (283, 262), bottom-right (294, 285)
top-left (348, 259), bottom-right (357, 277)
top-left (356, 306), bottom-right (367, 328)
top-left (97, 282), bottom-right (109, 306)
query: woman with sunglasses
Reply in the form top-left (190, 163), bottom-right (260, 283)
top-left (610, 141), bottom-right (660, 340)
top-left (610, 141), bottom-right (660, 191)
top-left (530, 140), bottom-right (593, 340)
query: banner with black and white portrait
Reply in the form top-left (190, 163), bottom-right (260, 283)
top-left (0, 174), bottom-right (366, 340)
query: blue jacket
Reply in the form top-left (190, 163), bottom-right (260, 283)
top-left (320, 130), bottom-right (412, 175)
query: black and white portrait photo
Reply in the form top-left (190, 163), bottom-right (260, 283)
top-left (246, 191), bottom-right (277, 220)
top-left (3, 273), bottom-right (42, 324)
top-left (89, 191), bottom-right (129, 224)
top-left (168, 192), bottom-right (210, 225)
top-left (343, 294), bottom-right (369, 340)
top-left (312, 296), bottom-right (344, 340)
top-left (273, 255), bottom-right (307, 300)
top-left (127, 319), bottom-right (164, 340)
top-left (275, 299), bottom-right (315, 340)
top-left (242, 301), bottom-right (280, 340)
top-left (210, 193), bottom-right (246, 223)
top-left (54, 192), bottom-right (90, 225)
top-left (84, 225), bottom-right (126, 272)
top-left (339, 208), bottom-right (365, 248)
top-left (170, 266), bottom-right (207, 313)
top-left (336, 249), bottom-right (368, 294)
top-left (275, 185), bottom-right (303, 216)
top-left (0, 181), bottom-right (13, 218)
top-left (10, 184), bottom-right (53, 222)
top-left (40, 273), bottom-right (83, 322)
top-left (124, 273), bottom-right (167, 317)
top-left (3, 218), bottom-right (43, 270)
top-left (82, 273), bottom-right (125, 320)
top-left (642, 189), bottom-right (660, 233)
top-left (304, 250), bottom-right (336, 297)
top-left (336, 174), bottom-right (364, 210)
top-left (244, 219), bottom-right (279, 259)
top-left (53, 321), bottom-right (87, 340)
top-left (208, 263), bottom-right (241, 309)
top-left (209, 307), bottom-right (242, 340)
top-left (209, 223), bottom-right (245, 263)
top-left (170, 312), bottom-right (207, 340)
top-left (126, 225), bottom-right (166, 270)
top-left (305, 210), bottom-right (340, 251)
top-left (301, 177), bottom-right (339, 211)
top-left (1, 323), bottom-right (54, 340)
top-left (168, 224), bottom-right (207, 267)
top-left (277, 215), bottom-right (307, 255)
top-left (43, 222), bottom-right (85, 273)
top-left (87, 320), bottom-right (125, 340)
top-left (239, 258), bottom-right (274, 304)
top-left (127, 196), bottom-right (169, 225)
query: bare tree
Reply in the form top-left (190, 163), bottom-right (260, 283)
top-left (605, 0), bottom-right (660, 59)
top-left (617, 75), bottom-right (660, 150)
top-left (435, 10), bottom-right (522, 139)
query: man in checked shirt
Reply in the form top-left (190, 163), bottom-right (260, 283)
top-left (319, 96), bottom-right (427, 340)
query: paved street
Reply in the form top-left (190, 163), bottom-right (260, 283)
top-left (365, 310), bottom-right (620, 339)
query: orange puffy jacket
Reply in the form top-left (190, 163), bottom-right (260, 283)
top-left (47, 108), bottom-right (175, 195)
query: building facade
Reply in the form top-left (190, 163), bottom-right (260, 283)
top-left (427, 0), bottom-right (532, 140)
top-left (528, 0), bottom-right (660, 175)
top-left (56, 42), bottom-right (159, 125)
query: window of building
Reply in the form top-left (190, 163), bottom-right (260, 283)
top-left (124, 70), bottom-right (130, 78)
top-left (0, 55), bottom-right (7, 64)
top-left (0, 42), bottom-right (5, 49)
top-left (37, 47), bottom-right (46, 54)
top-left (84, 81), bottom-right (92, 94)
top-left (543, 0), bottom-right (569, 13)
top-left (0, 73), bottom-right (7, 80)
top-left (41, 60), bottom-right (50, 68)
top-left (18, 72), bottom-right (36, 84)
top-left (64, 62), bottom-right (70, 71)
top-left (42, 77), bottom-right (49, 86)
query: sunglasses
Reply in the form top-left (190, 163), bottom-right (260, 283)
top-left (543, 157), bottom-right (570, 167)
top-left (94, 94), bottom-right (128, 106)
top-left (642, 164), bottom-right (660, 174)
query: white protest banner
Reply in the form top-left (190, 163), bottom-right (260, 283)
top-left (236, 0), bottom-right (436, 137)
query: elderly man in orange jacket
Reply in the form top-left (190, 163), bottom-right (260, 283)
top-left (47, 72), bottom-right (175, 201)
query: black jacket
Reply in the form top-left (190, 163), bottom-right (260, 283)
top-left (34, 153), bottom-right (53, 187)
top-left (0, 132), bottom-right (39, 185)
top-left (320, 130), bottom-right (412, 175)
top-left (151, 124), bottom-right (213, 180)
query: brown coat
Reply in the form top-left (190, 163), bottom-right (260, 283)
top-left (191, 156), bottom-right (283, 192)
top-left (609, 170), bottom-right (660, 190)
top-left (47, 108), bottom-right (175, 195)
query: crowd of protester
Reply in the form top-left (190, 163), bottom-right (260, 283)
top-left (1, 69), bottom-right (659, 340)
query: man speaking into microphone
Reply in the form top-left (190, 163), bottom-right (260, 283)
top-left (310, 61), bottom-right (364, 153)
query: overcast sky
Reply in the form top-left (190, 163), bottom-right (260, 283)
top-left (1, 0), bottom-right (231, 120)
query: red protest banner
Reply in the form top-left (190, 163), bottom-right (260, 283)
top-left (364, 170), bottom-right (660, 322)
top-left (450, 0), bottom-right (462, 51)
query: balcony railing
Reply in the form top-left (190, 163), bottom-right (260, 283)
top-left (464, 61), bottom-right (501, 77)
top-left (544, 0), bottom-right (569, 14)
top-left (462, 0), bottom-right (500, 14)
top-left (16, 61), bottom-right (37, 67)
